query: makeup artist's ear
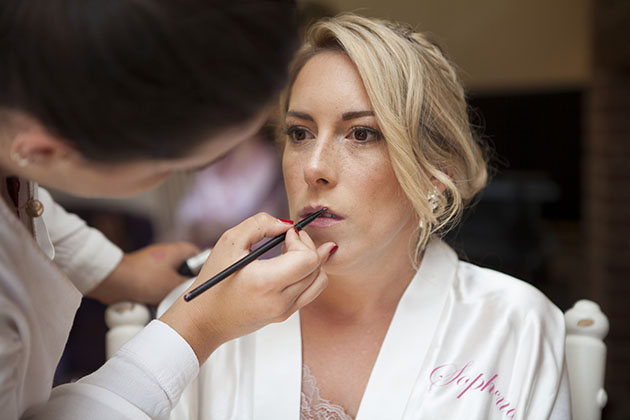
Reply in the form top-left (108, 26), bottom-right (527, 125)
top-left (9, 117), bottom-right (78, 167)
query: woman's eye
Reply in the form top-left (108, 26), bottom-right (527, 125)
top-left (285, 127), bottom-right (312, 142)
top-left (349, 127), bottom-right (381, 142)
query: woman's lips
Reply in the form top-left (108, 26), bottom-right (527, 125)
top-left (300, 207), bottom-right (343, 228)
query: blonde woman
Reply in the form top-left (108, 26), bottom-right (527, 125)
top-left (167, 14), bottom-right (569, 420)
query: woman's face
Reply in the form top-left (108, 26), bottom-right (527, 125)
top-left (3, 109), bottom-right (267, 198)
top-left (282, 51), bottom-right (417, 275)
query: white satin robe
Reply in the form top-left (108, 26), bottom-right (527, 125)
top-left (167, 239), bottom-right (570, 420)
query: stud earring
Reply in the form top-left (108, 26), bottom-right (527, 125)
top-left (11, 152), bottom-right (30, 167)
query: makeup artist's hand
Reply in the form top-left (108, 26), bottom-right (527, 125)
top-left (87, 242), bottom-right (200, 305)
top-left (160, 212), bottom-right (337, 364)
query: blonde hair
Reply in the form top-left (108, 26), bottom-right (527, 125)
top-left (280, 14), bottom-right (488, 265)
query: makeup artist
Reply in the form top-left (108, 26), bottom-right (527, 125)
top-left (0, 1), bottom-right (336, 419)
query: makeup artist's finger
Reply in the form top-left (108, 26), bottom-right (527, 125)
top-left (316, 241), bottom-right (339, 262)
top-left (261, 238), bottom-right (336, 292)
top-left (277, 229), bottom-right (322, 269)
top-left (255, 252), bottom-right (320, 290)
top-left (282, 224), bottom-right (310, 251)
top-left (221, 212), bottom-right (294, 251)
top-left (286, 225), bottom-right (330, 253)
top-left (283, 241), bottom-right (337, 312)
top-left (296, 228), bottom-right (317, 250)
top-left (279, 238), bottom-right (335, 294)
top-left (280, 264), bottom-right (319, 295)
top-left (288, 269), bottom-right (329, 313)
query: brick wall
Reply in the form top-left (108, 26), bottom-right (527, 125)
top-left (585, 1), bottom-right (630, 418)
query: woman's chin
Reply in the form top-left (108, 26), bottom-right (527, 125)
top-left (305, 228), bottom-right (340, 246)
top-left (322, 249), bottom-right (357, 277)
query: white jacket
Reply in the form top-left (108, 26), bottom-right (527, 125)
top-left (0, 181), bottom-right (198, 420)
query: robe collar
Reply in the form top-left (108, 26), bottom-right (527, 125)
top-left (252, 238), bottom-right (458, 419)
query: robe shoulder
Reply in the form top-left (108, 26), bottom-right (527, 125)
top-left (455, 261), bottom-right (564, 324)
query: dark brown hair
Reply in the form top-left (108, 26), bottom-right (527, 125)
top-left (0, 0), bottom-right (299, 162)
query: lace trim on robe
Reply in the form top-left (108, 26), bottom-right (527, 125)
top-left (300, 364), bottom-right (354, 420)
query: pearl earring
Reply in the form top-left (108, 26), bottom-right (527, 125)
top-left (427, 187), bottom-right (440, 212)
top-left (419, 187), bottom-right (440, 229)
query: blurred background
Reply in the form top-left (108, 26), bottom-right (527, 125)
top-left (50, 0), bottom-right (629, 418)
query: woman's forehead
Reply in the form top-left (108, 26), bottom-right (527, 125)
top-left (288, 52), bottom-right (373, 117)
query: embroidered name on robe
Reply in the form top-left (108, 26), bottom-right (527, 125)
top-left (429, 361), bottom-right (517, 419)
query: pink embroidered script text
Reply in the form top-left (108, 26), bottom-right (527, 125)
top-left (429, 362), bottom-right (517, 419)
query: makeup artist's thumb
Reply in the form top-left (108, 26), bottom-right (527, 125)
top-left (230, 212), bottom-right (295, 251)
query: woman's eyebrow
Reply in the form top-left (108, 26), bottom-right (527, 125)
top-left (286, 111), bottom-right (313, 121)
top-left (342, 110), bottom-right (374, 120)
top-left (286, 110), bottom-right (374, 121)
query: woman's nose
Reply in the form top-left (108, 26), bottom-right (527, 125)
top-left (303, 137), bottom-right (337, 188)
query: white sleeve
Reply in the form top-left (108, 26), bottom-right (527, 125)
top-left (22, 320), bottom-right (199, 420)
top-left (0, 298), bottom-right (24, 420)
top-left (38, 187), bottom-right (123, 294)
top-left (549, 361), bottom-right (572, 420)
top-left (518, 304), bottom-right (571, 420)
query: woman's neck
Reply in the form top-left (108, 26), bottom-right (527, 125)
top-left (304, 243), bottom-right (418, 322)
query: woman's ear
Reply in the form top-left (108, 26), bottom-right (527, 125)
top-left (431, 168), bottom-right (452, 194)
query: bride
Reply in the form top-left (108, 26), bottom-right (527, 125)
top-left (166, 13), bottom-right (569, 420)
